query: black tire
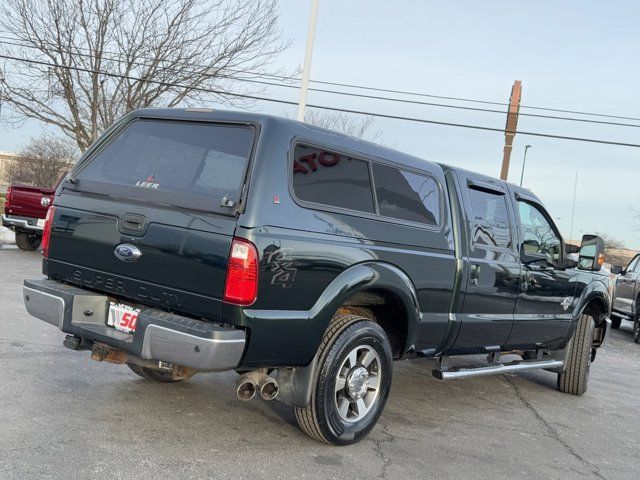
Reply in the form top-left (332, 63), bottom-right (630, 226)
top-left (294, 313), bottom-right (393, 445)
top-left (633, 314), bottom-right (640, 344)
top-left (610, 316), bottom-right (621, 330)
top-left (557, 313), bottom-right (595, 396)
top-left (126, 363), bottom-right (188, 383)
top-left (15, 232), bottom-right (41, 251)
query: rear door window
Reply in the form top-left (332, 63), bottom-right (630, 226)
top-left (372, 163), bottom-right (440, 225)
top-left (468, 187), bottom-right (512, 249)
top-left (73, 120), bottom-right (254, 213)
top-left (292, 144), bottom-right (375, 214)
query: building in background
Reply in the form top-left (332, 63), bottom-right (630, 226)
top-left (0, 152), bottom-right (23, 194)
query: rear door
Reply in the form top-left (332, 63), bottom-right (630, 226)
top-left (47, 118), bottom-right (256, 321)
top-left (453, 172), bottom-right (520, 352)
top-left (508, 194), bottom-right (577, 347)
top-left (612, 255), bottom-right (640, 314)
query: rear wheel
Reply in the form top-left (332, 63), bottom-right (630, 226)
top-left (294, 313), bottom-right (393, 445)
top-left (557, 313), bottom-right (595, 396)
top-left (15, 232), bottom-right (41, 251)
top-left (127, 363), bottom-right (190, 383)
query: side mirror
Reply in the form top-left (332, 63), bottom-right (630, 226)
top-left (578, 234), bottom-right (605, 271)
top-left (522, 239), bottom-right (540, 255)
top-left (520, 240), bottom-right (551, 266)
top-left (565, 243), bottom-right (580, 254)
top-left (610, 265), bottom-right (623, 275)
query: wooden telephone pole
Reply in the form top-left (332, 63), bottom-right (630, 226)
top-left (499, 80), bottom-right (522, 181)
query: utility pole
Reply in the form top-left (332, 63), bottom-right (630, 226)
top-left (569, 171), bottom-right (578, 242)
top-left (0, 69), bottom-right (4, 118)
top-left (519, 145), bottom-right (532, 186)
top-left (297, 0), bottom-right (320, 122)
top-left (499, 80), bottom-right (522, 181)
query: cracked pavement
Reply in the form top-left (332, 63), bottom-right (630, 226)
top-left (1, 249), bottom-right (639, 479)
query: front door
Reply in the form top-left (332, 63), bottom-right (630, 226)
top-left (612, 255), bottom-right (640, 314)
top-left (453, 173), bottom-right (521, 352)
top-left (508, 194), bottom-right (577, 347)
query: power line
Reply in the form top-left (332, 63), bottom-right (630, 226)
top-left (1, 32), bottom-right (640, 124)
top-left (2, 53), bottom-right (640, 149)
top-left (2, 37), bottom-right (639, 130)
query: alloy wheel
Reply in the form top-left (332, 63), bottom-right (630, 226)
top-left (334, 345), bottom-right (381, 423)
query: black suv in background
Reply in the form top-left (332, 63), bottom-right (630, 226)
top-left (23, 109), bottom-right (611, 445)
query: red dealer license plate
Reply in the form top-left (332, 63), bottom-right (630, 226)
top-left (107, 303), bottom-right (140, 333)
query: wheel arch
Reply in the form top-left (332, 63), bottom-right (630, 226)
top-left (580, 295), bottom-right (609, 325)
top-left (573, 279), bottom-right (611, 326)
top-left (339, 287), bottom-right (410, 359)
top-left (575, 286), bottom-right (611, 351)
top-left (315, 261), bottom-right (420, 359)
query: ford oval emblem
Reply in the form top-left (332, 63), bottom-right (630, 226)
top-left (114, 244), bottom-right (142, 262)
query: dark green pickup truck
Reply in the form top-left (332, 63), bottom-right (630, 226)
top-left (23, 109), bottom-right (611, 444)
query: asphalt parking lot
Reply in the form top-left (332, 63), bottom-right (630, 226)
top-left (0, 246), bottom-right (638, 480)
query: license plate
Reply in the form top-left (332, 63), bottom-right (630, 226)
top-left (107, 303), bottom-right (140, 333)
top-left (37, 219), bottom-right (45, 228)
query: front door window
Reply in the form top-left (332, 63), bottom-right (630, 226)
top-left (518, 201), bottom-right (561, 265)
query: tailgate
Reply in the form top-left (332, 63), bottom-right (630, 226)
top-left (6, 186), bottom-right (52, 218)
top-left (44, 118), bottom-right (256, 321)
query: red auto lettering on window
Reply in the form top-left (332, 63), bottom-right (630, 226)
top-left (293, 159), bottom-right (308, 174)
top-left (298, 153), bottom-right (318, 172)
top-left (319, 151), bottom-right (340, 166)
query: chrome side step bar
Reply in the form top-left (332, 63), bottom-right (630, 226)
top-left (432, 359), bottom-right (564, 381)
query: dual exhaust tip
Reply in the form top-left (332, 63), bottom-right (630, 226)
top-left (236, 371), bottom-right (278, 401)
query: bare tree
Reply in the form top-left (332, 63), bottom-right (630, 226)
top-left (302, 109), bottom-right (382, 142)
top-left (594, 232), bottom-right (626, 252)
top-left (0, 0), bottom-right (287, 151)
top-left (7, 134), bottom-right (77, 186)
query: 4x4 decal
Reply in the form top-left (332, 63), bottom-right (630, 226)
top-left (267, 248), bottom-right (297, 288)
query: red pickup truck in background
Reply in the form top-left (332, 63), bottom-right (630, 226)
top-left (2, 173), bottom-right (66, 251)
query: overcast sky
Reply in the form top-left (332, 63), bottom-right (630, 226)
top-left (1, 0), bottom-right (639, 249)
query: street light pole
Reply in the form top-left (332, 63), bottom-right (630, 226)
top-left (297, 0), bottom-right (320, 122)
top-left (519, 145), bottom-right (532, 186)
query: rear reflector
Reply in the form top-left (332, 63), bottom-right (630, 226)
top-left (223, 238), bottom-right (258, 306)
top-left (41, 206), bottom-right (56, 258)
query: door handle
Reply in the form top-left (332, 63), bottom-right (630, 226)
top-left (522, 271), bottom-right (531, 292)
top-left (470, 264), bottom-right (480, 287)
top-left (119, 213), bottom-right (147, 235)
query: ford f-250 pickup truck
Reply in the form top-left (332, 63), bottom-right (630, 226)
top-left (23, 109), bottom-right (611, 445)
top-left (2, 173), bottom-right (66, 251)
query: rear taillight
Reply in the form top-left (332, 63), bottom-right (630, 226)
top-left (41, 206), bottom-right (56, 258)
top-left (4, 186), bottom-right (11, 213)
top-left (223, 238), bottom-right (258, 306)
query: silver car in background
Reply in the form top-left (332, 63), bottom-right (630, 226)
top-left (610, 254), bottom-right (640, 343)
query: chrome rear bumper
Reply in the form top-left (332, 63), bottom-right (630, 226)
top-left (2, 214), bottom-right (44, 232)
top-left (23, 278), bottom-right (246, 371)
